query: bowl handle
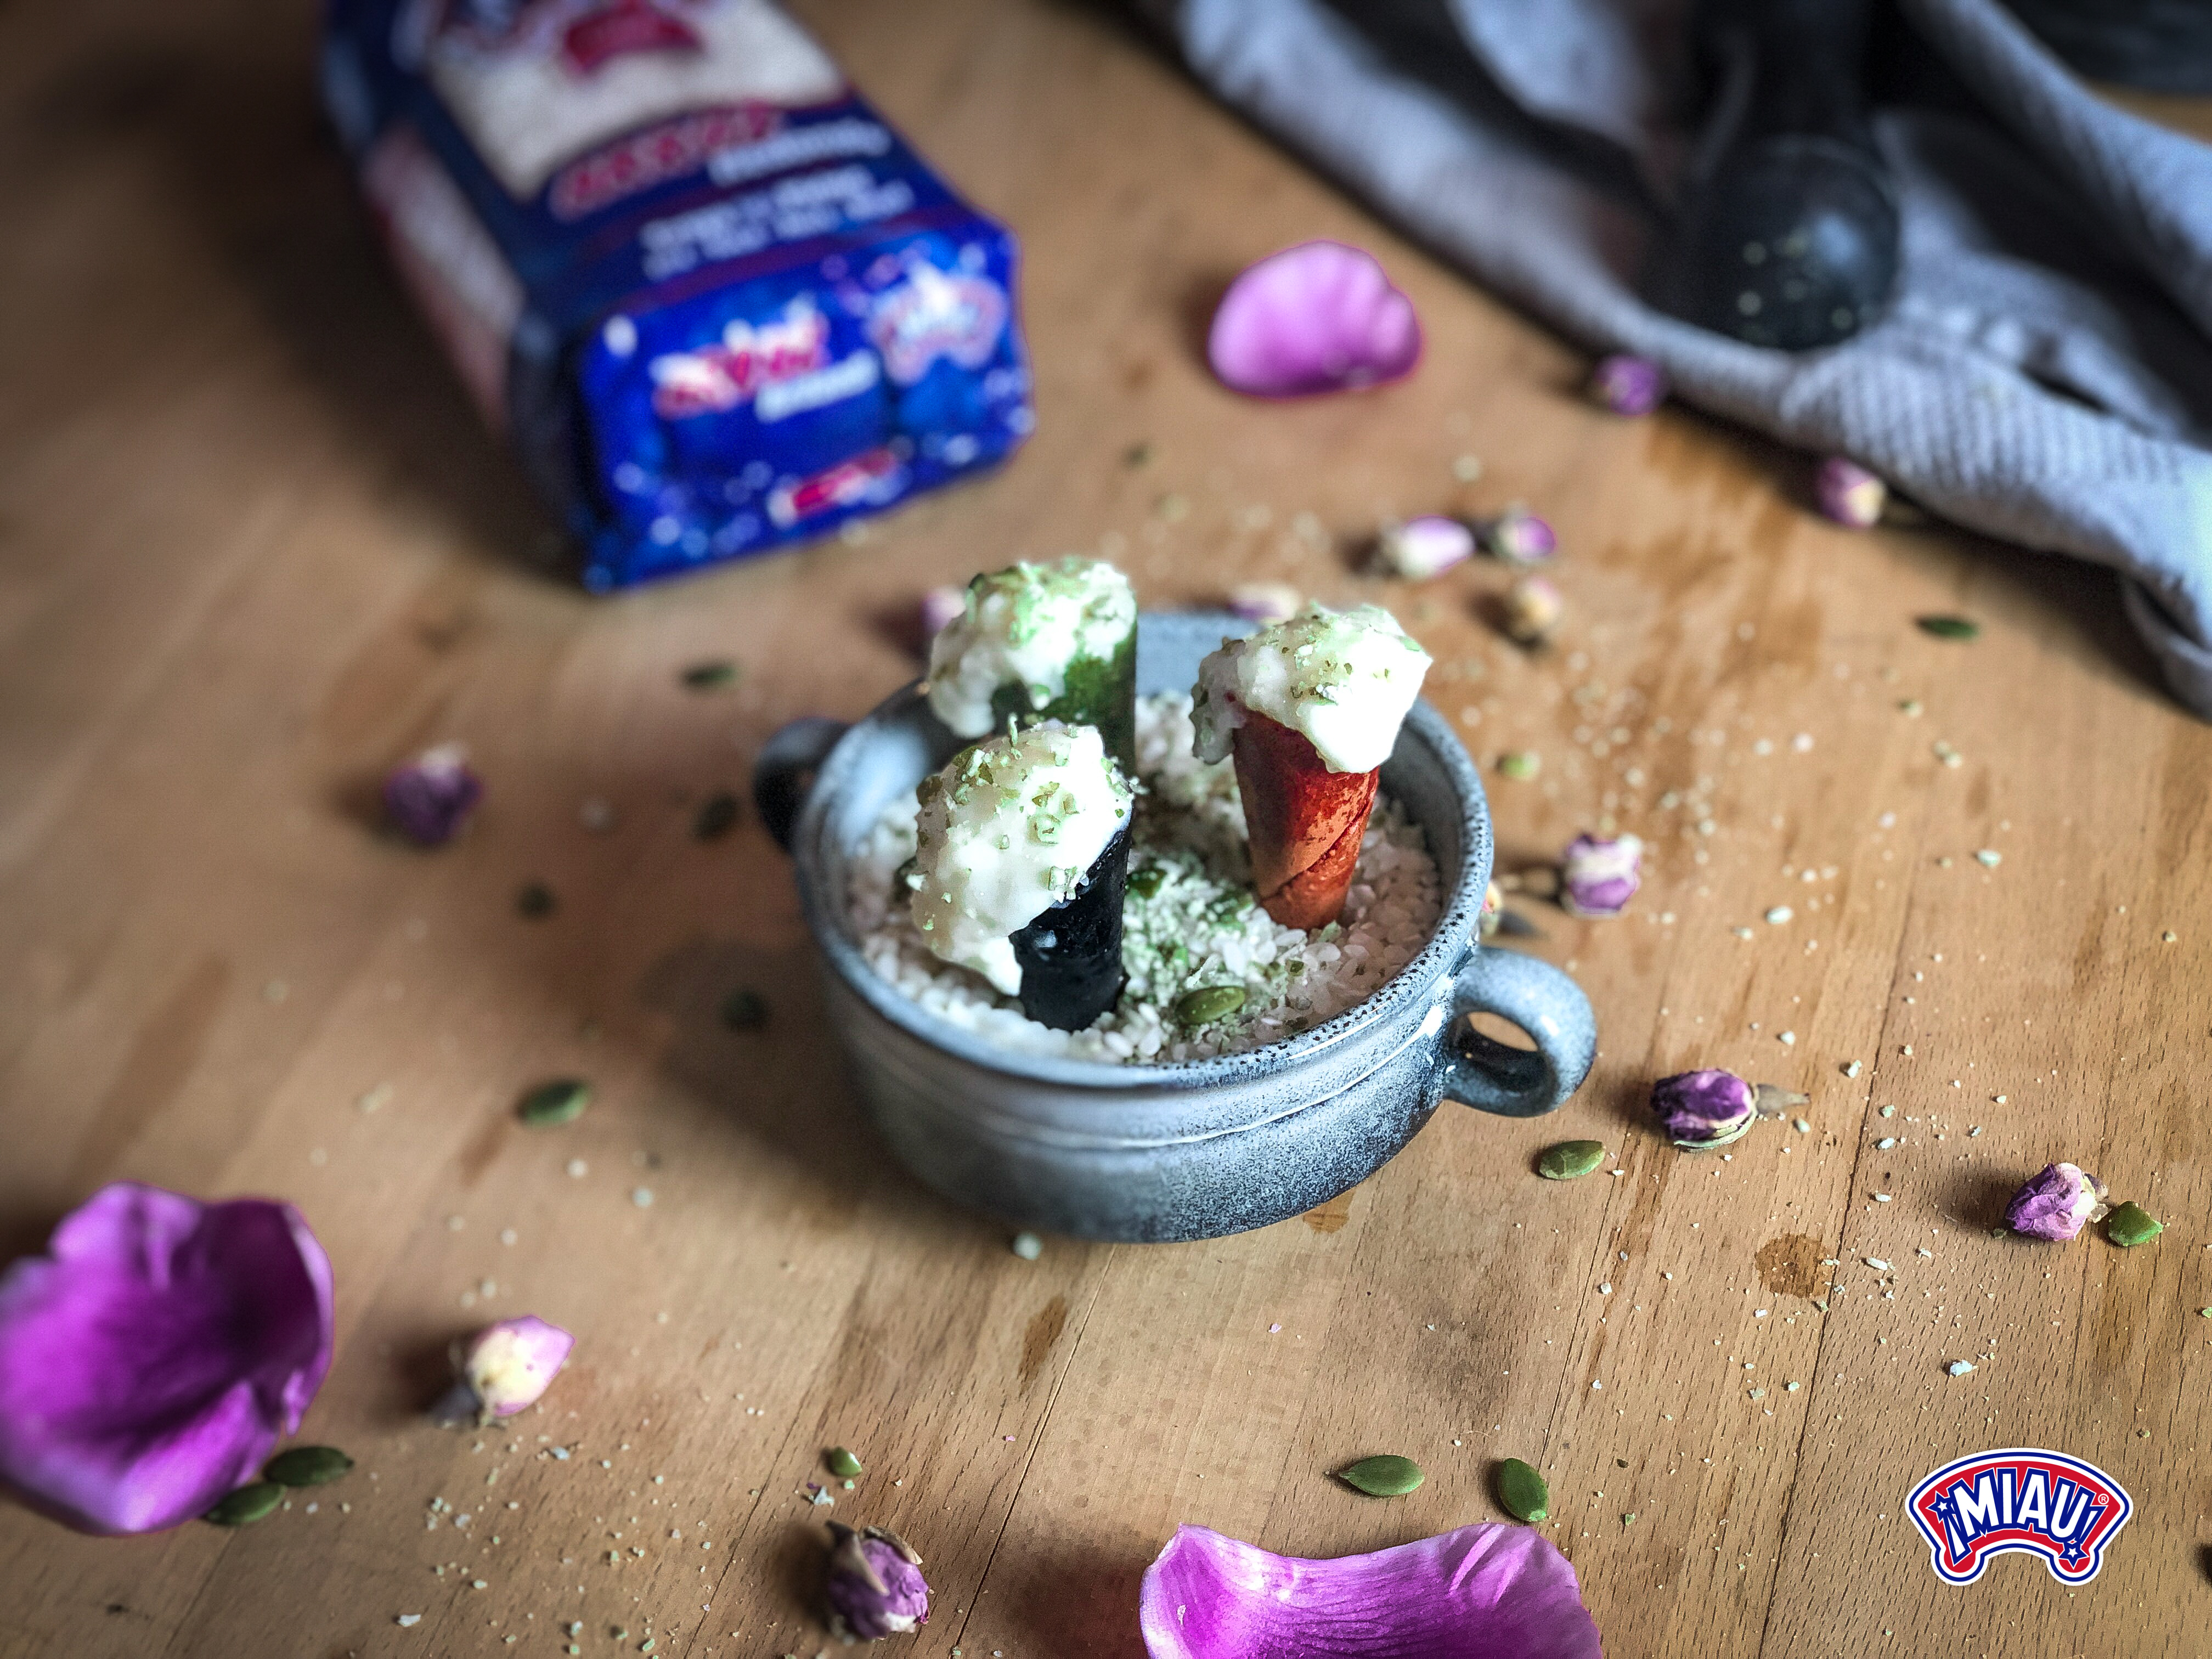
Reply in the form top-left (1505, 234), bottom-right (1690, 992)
top-left (752, 716), bottom-right (851, 853)
top-left (1434, 945), bottom-right (1595, 1117)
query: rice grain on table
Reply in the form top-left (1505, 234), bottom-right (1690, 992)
top-left (846, 693), bottom-right (1443, 1063)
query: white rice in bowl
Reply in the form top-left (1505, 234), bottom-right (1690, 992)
top-left (845, 692), bottom-right (1446, 1063)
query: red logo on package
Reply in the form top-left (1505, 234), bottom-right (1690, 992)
top-left (550, 103), bottom-right (782, 220)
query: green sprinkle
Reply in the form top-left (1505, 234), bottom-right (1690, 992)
top-left (263, 1446), bottom-right (354, 1487)
top-left (1498, 751), bottom-right (1541, 781)
top-left (825, 1448), bottom-right (864, 1479)
top-left (680, 661), bottom-right (738, 690)
top-left (1916, 615), bottom-right (1979, 641)
top-left (1173, 985), bottom-right (1247, 1027)
top-left (516, 881), bottom-right (557, 919)
top-left (694, 791), bottom-right (741, 840)
top-left (204, 1482), bottom-right (286, 1526)
top-left (1496, 1458), bottom-right (1549, 1522)
top-left (1336, 1455), bottom-right (1423, 1497)
top-left (1126, 865), bottom-right (1166, 899)
top-left (720, 989), bottom-right (770, 1031)
top-left (1537, 1140), bottom-right (1606, 1181)
top-left (2105, 1201), bottom-right (2163, 1248)
top-left (516, 1079), bottom-right (591, 1127)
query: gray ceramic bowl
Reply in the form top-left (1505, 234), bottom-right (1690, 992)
top-left (754, 612), bottom-right (1595, 1242)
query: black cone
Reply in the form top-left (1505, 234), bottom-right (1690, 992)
top-left (1012, 825), bottom-right (1131, 1031)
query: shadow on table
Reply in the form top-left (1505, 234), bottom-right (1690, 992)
top-left (1009, 1541), bottom-right (1155, 1659)
top-left (27, 33), bottom-right (562, 578)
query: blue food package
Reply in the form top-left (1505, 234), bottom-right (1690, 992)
top-left (319, 0), bottom-right (1034, 588)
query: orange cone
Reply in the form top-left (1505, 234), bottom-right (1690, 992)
top-left (1230, 710), bottom-right (1379, 930)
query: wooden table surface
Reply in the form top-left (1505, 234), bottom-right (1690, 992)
top-left (3, 0), bottom-right (2208, 1655)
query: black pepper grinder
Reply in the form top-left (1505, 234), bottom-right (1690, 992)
top-left (1652, 0), bottom-right (1900, 351)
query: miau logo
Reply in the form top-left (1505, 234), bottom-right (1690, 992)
top-left (1908, 1448), bottom-right (2130, 1585)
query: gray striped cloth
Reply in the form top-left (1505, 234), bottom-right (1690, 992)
top-left (1144, 0), bottom-right (2212, 716)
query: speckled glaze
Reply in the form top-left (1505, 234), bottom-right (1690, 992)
top-left (757, 613), bottom-right (1595, 1242)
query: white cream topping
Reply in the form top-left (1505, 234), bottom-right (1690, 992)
top-left (924, 558), bottom-right (1137, 737)
top-left (909, 722), bottom-right (1132, 993)
top-left (1190, 604), bottom-right (1431, 774)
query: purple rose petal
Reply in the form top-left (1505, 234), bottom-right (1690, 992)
top-left (0, 1183), bottom-right (334, 1535)
top-left (1560, 833), bottom-right (1641, 918)
top-left (383, 742), bottom-right (483, 847)
top-left (2005, 1163), bottom-right (2108, 1242)
top-left (1651, 1069), bottom-right (1757, 1150)
top-left (1815, 457), bottom-right (1886, 529)
top-left (1207, 242), bottom-right (1422, 399)
top-left (1589, 353), bottom-right (1666, 416)
top-left (827, 1522), bottom-right (931, 1640)
top-left (1140, 1522), bottom-right (1601, 1659)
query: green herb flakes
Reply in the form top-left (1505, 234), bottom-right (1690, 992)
top-left (516, 881), bottom-right (557, 919)
top-left (680, 661), bottom-right (738, 690)
top-left (1336, 1455), bottom-right (1423, 1497)
top-left (1916, 616), bottom-right (1980, 641)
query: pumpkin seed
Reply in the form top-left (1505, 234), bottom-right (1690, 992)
top-left (680, 661), bottom-right (738, 690)
top-left (694, 791), bottom-right (740, 840)
top-left (264, 1446), bottom-right (354, 1487)
top-left (1537, 1141), bottom-right (1606, 1181)
top-left (1496, 1458), bottom-right (1549, 1522)
top-left (720, 989), bottom-right (769, 1031)
top-left (1916, 615), bottom-right (1979, 641)
top-left (1336, 1455), bottom-right (1423, 1497)
top-left (2105, 1201), bottom-right (2163, 1248)
top-left (826, 1448), bottom-right (864, 1478)
top-left (1173, 985), bottom-right (1246, 1027)
top-left (204, 1482), bottom-right (285, 1526)
top-left (517, 1079), bottom-right (591, 1127)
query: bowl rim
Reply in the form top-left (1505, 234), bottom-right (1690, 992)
top-left (791, 637), bottom-right (1492, 1093)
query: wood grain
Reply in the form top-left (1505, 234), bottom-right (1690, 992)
top-left (1, 0), bottom-right (2208, 1655)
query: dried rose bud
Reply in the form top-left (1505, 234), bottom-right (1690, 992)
top-left (383, 743), bottom-right (482, 847)
top-left (432, 1316), bottom-right (573, 1426)
top-left (2005, 1163), bottom-right (2108, 1242)
top-left (1560, 832), bottom-right (1641, 918)
top-left (1227, 581), bottom-right (1303, 625)
top-left (1373, 516), bottom-right (1474, 581)
top-left (1815, 457), bottom-right (1886, 529)
top-left (1502, 574), bottom-right (1563, 645)
top-left (1651, 1069), bottom-right (1757, 1150)
top-left (826, 1522), bottom-right (930, 1641)
top-left (919, 585), bottom-right (967, 639)
top-left (1589, 353), bottom-right (1666, 416)
top-left (1482, 506), bottom-right (1556, 565)
top-left (1479, 880), bottom-right (1504, 939)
